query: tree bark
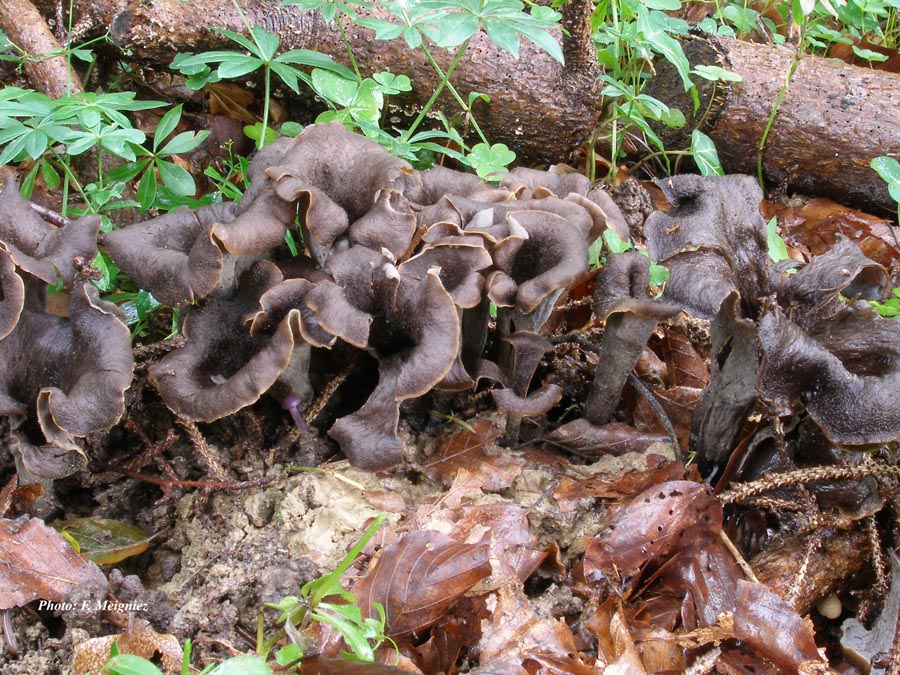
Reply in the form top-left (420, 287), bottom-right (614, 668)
top-left (21, 1), bottom-right (900, 213)
top-left (644, 35), bottom-right (900, 216)
top-left (107, 0), bottom-right (604, 168)
top-left (0, 0), bottom-right (83, 97)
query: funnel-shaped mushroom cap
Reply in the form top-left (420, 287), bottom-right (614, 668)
top-left (489, 331), bottom-right (562, 417)
top-left (0, 280), bottom-right (133, 477)
top-left (266, 123), bottom-right (420, 260)
top-left (102, 202), bottom-right (231, 307)
top-left (773, 238), bottom-right (890, 327)
top-left (399, 238), bottom-right (492, 309)
top-left (0, 250), bottom-right (24, 340)
top-left (488, 211), bottom-right (590, 314)
top-left (585, 253), bottom-right (679, 426)
top-left (759, 302), bottom-right (900, 446)
top-left (37, 283), bottom-right (134, 436)
top-left (328, 269), bottom-right (459, 469)
top-left (0, 169), bottom-right (100, 287)
top-left (0, 281), bottom-right (133, 430)
top-left (501, 166), bottom-right (592, 199)
top-left (149, 260), bottom-right (303, 421)
top-left (645, 174), bottom-right (770, 319)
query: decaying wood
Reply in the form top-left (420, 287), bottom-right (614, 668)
top-left (645, 35), bottom-right (900, 215)
top-left (0, 0), bottom-right (83, 97)
top-left (15, 0), bottom-right (900, 213)
top-left (104, 0), bottom-right (603, 169)
top-left (752, 527), bottom-right (869, 615)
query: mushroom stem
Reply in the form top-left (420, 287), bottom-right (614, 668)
top-left (282, 394), bottom-right (311, 433)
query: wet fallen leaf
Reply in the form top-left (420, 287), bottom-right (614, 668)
top-left (655, 328), bottom-right (709, 389)
top-left (763, 197), bottom-right (900, 268)
top-left (422, 418), bottom-right (521, 492)
top-left (51, 518), bottom-right (151, 565)
top-left (0, 475), bottom-right (42, 518)
top-left (353, 529), bottom-right (491, 639)
top-left (477, 584), bottom-right (591, 671)
top-left (71, 618), bottom-right (183, 675)
top-left (733, 580), bottom-right (824, 672)
top-left (0, 516), bottom-right (106, 610)
top-left (583, 481), bottom-right (722, 594)
top-left (423, 503), bottom-right (546, 590)
top-left (542, 419), bottom-right (670, 458)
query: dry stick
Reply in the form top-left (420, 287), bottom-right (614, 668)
top-left (28, 201), bottom-right (70, 227)
top-left (91, 462), bottom-right (274, 499)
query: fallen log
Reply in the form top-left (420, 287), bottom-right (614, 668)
top-left (15, 0), bottom-right (900, 213)
top-left (0, 0), bottom-right (83, 97)
top-left (644, 35), bottom-right (900, 216)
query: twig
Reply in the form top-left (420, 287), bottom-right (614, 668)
top-left (718, 530), bottom-right (758, 583)
top-left (29, 201), bottom-right (70, 227)
top-left (91, 462), bottom-right (274, 499)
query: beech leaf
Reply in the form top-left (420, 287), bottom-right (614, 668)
top-left (353, 530), bottom-right (491, 639)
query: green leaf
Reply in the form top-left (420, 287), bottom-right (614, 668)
top-left (311, 68), bottom-right (359, 107)
top-left (136, 168), bottom-right (158, 210)
top-left (649, 261), bottom-right (670, 285)
top-left (275, 644), bottom-right (303, 666)
top-left (280, 121), bottom-right (304, 136)
top-left (103, 654), bottom-right (164, 675)
top-left (214, 28), bottom-right (263, 56)
top-left (277, 49), bottom-right (356, 79)
top-left (206, 655), bottom-right (273, 675)
top-left (158, 129), bottom-right (210, 156)
top-left (603, 228), bottom-right (633, 254)
top-left (431, 12), bottom-right (480, 48)
top-left (250, 25), bottom-right (280, 61)
top-left (244, 122), bottom-right (277, 146)
top-left (691, 64), bottom-right (742, 82)
top-left (372, 71), bottom-right (412, 95)
top-left (851, 46), bottom-right (889, 61)
top-left (216, 54), bottom-right (264, 79)
top-left (871, 156), bottom-right (900, 204)
top-left (690, 130), bottom-right (724, 176)
top-left (766, 216), bottom-right (791, 263)
top-left (467, 142), bottom-right (516, 181)
top-left (156, 159), bottom-right (196, 197)
top-left (355, 17), bottom-right (405, 40)
top-left (51, 518), bottom-right (151, 565)
top-left (153, 104), bottom-right (183, 152)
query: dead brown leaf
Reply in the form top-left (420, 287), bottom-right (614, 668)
top-left (422, 418), bottom-right (521, 492)
top-left (477, 584), bottom-right (592, 671)
top-left (0, 516), bottom-right (106, 610)
top-left (583, 480), bottom-right (722, 594)
top-left (0, 475), bottom-right (42, 518)
top-left (655, 328), bottom-right (710, 389)
top-left (733, 580), bottom-right (824, 673)
top-left (763, 197), bottom-right (900, 268)
top-left (71, 618), bottom-right (182, 675)
top-left (542, 419), bottom-right (669, 459)
top-left (353, 529), bottom-right (491, 640)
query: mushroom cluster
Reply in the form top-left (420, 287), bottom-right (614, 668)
top-left (644, 174), bottom-right (900, 474)
top-left (97, 123), bottom-right (629, 470)
top-left (0, 169), bottom-right (134, 480)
